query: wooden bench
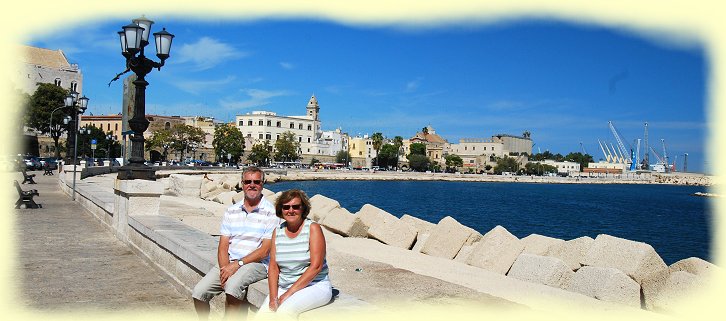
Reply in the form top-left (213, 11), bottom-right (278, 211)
top-left (14, 180), bottom-right (41, 209)
top-left (22, 169), bottom-right (37, 184)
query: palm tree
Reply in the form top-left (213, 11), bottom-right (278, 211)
top-left (371, 132), bottom-right (384, 167)
top-left (392, 136), bottom-right (404, 170)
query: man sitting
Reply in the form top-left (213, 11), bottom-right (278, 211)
top-left (192, 167), bottom-right (280, 320)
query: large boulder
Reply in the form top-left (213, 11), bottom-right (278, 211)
top-left (641, 270), bottom-right (708, 312)
top-left (167, 174), bottom-right (204, 197)
top-left (507, 254), bottom-right (573, 290)
top-left (544, 236), bottom-right (594, 271)
top-left (521, 234), bottom-right (565, 256)
top-left (566, 266), bottom-right (641, 307)
top-left (419, 216), bottom-right (471, 260)
top-left (220, 174), bottom-right (241, 190)
top-left (201, 184), bottom-right (227, 201)
top-left (465, 225), bottom-right (524, 274)
top-left (319, 207), bottom-right (368, 237)
top-left (200, 179), bottom-right (218, 195)
top-left (581, 234), bottom-right (668, 284)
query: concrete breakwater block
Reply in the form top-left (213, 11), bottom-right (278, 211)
top-left (669, 257), bottom-right (721, 277)
top-left (200, 179), bottom-right (217, 195)
top-left (544, 236), bottom-right (594, 271)
top-left (453, 243), bottom-right (476, 263)
top-left (466, 225), bottom-right (524, 274)
top-left (309, 194), bottom-right (342, 222)
top-left (566, 266), bottom-right (641, 307)
top-left (641, 270), bottom-right (708, 312)
top-left (411, 233), bottom-right (429, 253)
top-left (356, 204), bottom-right (417, 249)
top-left (201, 184), bottom-right (227, 201)
top-left (581, 234), bottom-right (668, 284)
top-left (213, 191), bottom-right (237, 206)
top-left (521, 234), bottom-right (565, 256)
top-left (400, 214), bottom-right (436, 235)
top-left (419, 216), bottom-right (471, 260)
top-left (166, 174), bottom-right (203, 197)
top-left (507, 253), bottom-right (573, 289)
top-left (319, 207), bottom-right (368, 237)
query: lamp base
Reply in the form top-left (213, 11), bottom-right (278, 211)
top-left (117, 164), bottom-right (156, 180)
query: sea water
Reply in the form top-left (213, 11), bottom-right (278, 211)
top-left (267, 180), bottom-right (714, 265)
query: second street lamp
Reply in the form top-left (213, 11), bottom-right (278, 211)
top-left (63, 89), bottom-right (89, 166)
top-left (115, 15), bottom-right (174, 180)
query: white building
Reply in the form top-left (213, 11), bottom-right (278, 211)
top-left (234, 95), bottom-right (347, 163)
top-left (543, 159), bottom-right (582, 176)
top-left (448, 138), bottom-right (506, 169)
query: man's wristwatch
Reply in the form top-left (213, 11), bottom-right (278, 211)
top-left (237, 259), bottom-right (245, 267)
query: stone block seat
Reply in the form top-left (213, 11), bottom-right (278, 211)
top-left (127, 214), bottom-right (370, 318)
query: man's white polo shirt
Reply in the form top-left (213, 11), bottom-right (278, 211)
top-left (220, 196), bottom-right (280, 266)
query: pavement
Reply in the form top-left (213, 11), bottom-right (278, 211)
top-left (9, 171), bottom-right (194, 315)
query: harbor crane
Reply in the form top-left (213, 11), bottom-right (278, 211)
top-left (662, 139), bottom-right (670, 173)
top-left (643, 122), bottom-right (650, 169)
top-left (608, 121), bottom-right (637, 170)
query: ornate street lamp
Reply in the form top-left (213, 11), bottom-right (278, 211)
top-left (63, 89), bottom-right (89, 166)
top-left (116, 15), bottom-right (174, 180)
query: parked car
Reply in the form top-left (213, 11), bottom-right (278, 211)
top-left (23, 156), bottom-right (42, 171)
top-left (40, 157), bottom-right (58, 170)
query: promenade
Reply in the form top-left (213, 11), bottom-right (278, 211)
top-left (11, 172), bottom-right (193, 314)
top-left (6, 168), bottom-right (681, 320)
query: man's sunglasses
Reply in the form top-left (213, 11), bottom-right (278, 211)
top-left (243, 180), bottom-right (262, 185)
top-left (281, 204), bottom-right (303, 210)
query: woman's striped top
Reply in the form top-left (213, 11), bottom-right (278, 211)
top-left (275, 219), bottom-right (329, 290)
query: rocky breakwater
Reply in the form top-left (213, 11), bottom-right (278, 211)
top-left (163, 173), bottom-right (721, 314)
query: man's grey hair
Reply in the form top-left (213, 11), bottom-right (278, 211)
top-left (242, 166), bottom-right (265, 182)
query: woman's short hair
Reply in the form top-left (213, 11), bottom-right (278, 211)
top-left (274, 189), bottom-right (312, 220)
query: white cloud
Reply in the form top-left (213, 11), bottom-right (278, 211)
top-left (172, 76), bottom-right (237, 95)
top-left (219, 88), bottom-right (291, 110)
top-left (279, 62), bottom-right (294, 70)
top-left (174, 37), bottom-right (249, 71)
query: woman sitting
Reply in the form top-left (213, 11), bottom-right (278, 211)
top-left (257, 189), bottom-right (332, 319)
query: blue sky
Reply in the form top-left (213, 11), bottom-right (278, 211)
top-left (27, 17), bottom-right (708, 173)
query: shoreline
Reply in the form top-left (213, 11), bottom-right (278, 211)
top-left (264, 169), bottom-right (715, 187)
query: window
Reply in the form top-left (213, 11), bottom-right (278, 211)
top-left (307, 137), bottom-right (311, 143)
top-left (267, 120), bottom-right (271, 126)
top-left (71, 82), bottom-right (77, 91)
top-left (472, 146), bottom-right (475, 151)
top-left (298, 124), bottom-right (303, 130)
top-left (464, 146), bottom-right (467, 151)
top-left (54, 78), bottom-right (61, 86)
top-left (307, 124), bottom-right (312, 130)
top-left (470, 160), bottom-right (475, 164)
top-left (259, 134), bottom-right (263, 139)
top-left (165, 122), bottom-right (171, 130)
top-left (352, 144), bottom-right (356, 149)
top-left (259, 120), bottom-right (263, 126)
top-left (298, 137), bottom-right (302, 142)
top-left (290, 123), bottom-right (295, 129)
top-left (107, 123), bottom-right (110, 130)
top-left (248, 120), bottom-right (253, 126)
top-left (247, 133), bottom-right (251, 137)
top-left (276, 134), bottom-right (280, 140)
top-left (277, 121), bottom-right (281, 127)
top-left (115, 123), bottom-right (119, 131)
top-left (239, 120), bottom-right (243, 126)
top-left (266, 134), bottom-right (271, 140)
top-left (359, 151), bottom-right (363, 156)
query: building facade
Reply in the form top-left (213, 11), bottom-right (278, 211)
top-left (448, 138), bottom-right (506, 171)
top-left (492, 132), bottom-right (533, 156)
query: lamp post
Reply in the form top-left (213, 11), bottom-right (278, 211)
top-left (116, 15), bottom-right (174, 180)
top-left (107, 134), bottom-right (117, 164)
top-left (62, 91), bottom-right (89, 200)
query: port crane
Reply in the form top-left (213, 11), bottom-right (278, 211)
top-left (608, 121), bottom-right (637, 170)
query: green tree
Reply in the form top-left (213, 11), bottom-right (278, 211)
top-left (25, 84), bottom-right (74, 159)
top-left (371, 132), bottom-right (384, 167)
top-left (408, 154), bottom-right (430, 172)
top-left (170, 124), bottom-right (205, 161)
top-left (274, 131), bottom-right (300, 162)
top-left (409, 142), bottom-right (426, 156)
top-left (565, 152), bottom-right (594, 171)
top-left (146, 127), bottom-right (173, 161)
top-left (77, 126), bottom-right (115, 159)
top-left (309, 157), bottom-right (320, 166)
top-left (248, 141), bottom-right (271, 166)
top-left (524, 162), bottom-right (558, 175)
top-left (422, 127), bottom-right (429, 135)
top-left (335, 150), bottom-right (350, 164)
top-left (375, 144), bottom-right (399, 168)
top-left (493, 156), bottom-right (519, 174)
top-left (213, 124), bottom-right (245, 164)
top-left (444, 154), bottom-right (463, 172)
